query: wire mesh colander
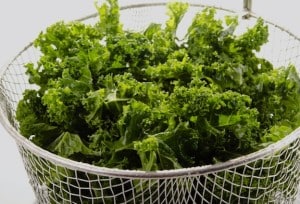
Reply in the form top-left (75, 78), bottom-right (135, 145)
top-left (0, 1), bottom-right (300, 203)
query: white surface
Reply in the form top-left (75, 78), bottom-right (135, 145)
top-left (0, 0), bottom-right (299, 203)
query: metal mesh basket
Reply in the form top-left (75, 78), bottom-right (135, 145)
top-left (0, 1), bottom-right (300, 203)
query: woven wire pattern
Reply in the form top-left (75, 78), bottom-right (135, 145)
top-left (17, 137), bottom-right (300, 204)
top-left (0, 2), bottom-right (300, 203)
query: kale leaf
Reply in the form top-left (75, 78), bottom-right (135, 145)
top-left (16, 0), bottom-right (300, 173)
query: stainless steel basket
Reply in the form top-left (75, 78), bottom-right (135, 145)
top-left (0, 0), bottom-right (299, 203)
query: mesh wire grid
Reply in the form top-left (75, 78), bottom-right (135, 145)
top-left (0, 1), bottom-right (300, 204)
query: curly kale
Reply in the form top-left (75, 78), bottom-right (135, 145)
top-left (16, 0), bottom-right (300, 173)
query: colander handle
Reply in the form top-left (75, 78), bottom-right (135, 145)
top-left (243, 0), bottom-right (252, 18)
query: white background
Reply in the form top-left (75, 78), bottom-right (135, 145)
top-left (0, 0), bottom-right (299, 203)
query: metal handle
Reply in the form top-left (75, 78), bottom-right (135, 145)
top-left (243, 0), bottom-right (252, 12)
top-left (243, 0), bottom-right (252, 18)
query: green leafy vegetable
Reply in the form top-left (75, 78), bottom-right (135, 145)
top-left (17, 0), bottom-right (300, 173)
top-left (15, 1), bottom-right (300, 203)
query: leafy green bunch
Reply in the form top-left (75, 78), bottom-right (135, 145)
top-left (16, 0), bottom-right (300, 172)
